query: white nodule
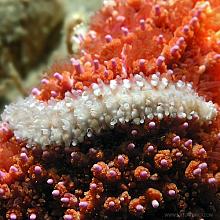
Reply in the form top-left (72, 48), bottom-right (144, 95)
top-left (1, 74), bottom-right (217, 148)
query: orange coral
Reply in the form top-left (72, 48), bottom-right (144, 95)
top-left (30, 0), bottom-right (220, 105)
top-left (0, 0), bottom-right (220, 219)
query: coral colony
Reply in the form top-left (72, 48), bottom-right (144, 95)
top-left (0, 0), bottom-right (220, 219)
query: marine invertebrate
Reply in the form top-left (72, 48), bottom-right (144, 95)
top-left (0, 0), bottom-right (220, 219)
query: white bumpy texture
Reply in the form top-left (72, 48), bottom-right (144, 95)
top-left (1, 74), bottom-right (217, 147)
